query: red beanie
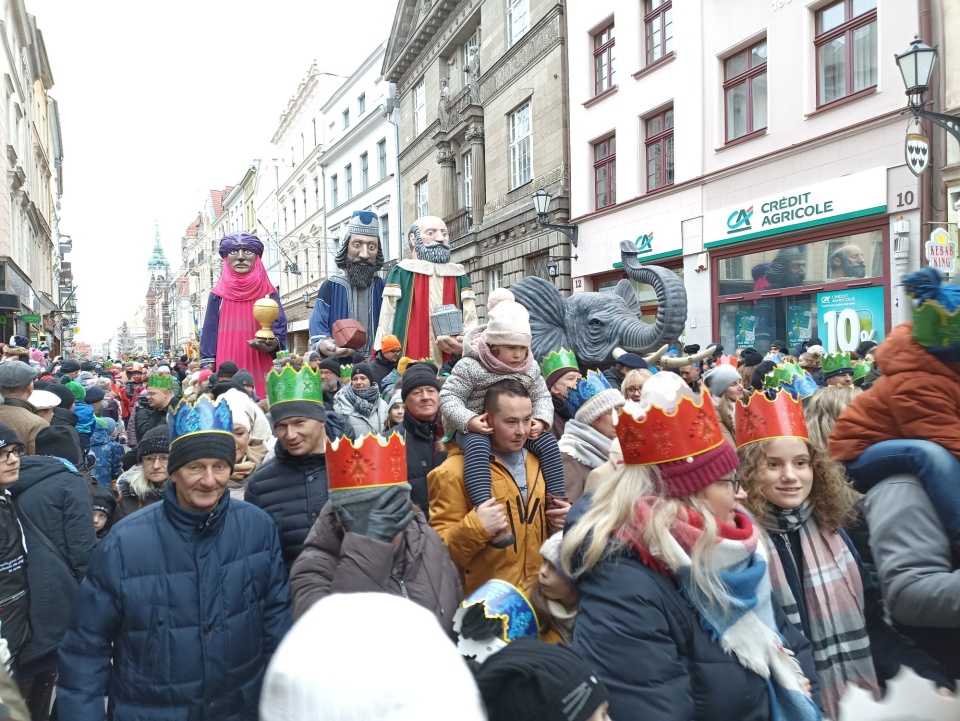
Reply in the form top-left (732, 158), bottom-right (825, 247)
top-left (657, 441), bottom-right (739, 498)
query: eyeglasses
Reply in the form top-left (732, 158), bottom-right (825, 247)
top-left (720, 476), bottom-right (741, 494)
top-left (0, 447), bottom-right (24, 463)
top-left (227, 249), bottom-right (255, 258)
top-left (624, 386), bottom-right (642, 396)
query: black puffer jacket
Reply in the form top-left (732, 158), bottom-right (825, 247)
top-left (392, 413), bottom-right (445, 519)
top-left (9, 455), bottom-right (96, 665)
top-left (366, 351), bottom-right (397, 388)
top-left (244, 444), bottom-right (329, 569)
top-left (289, 503), bottom-right (461, 635)
top-left (133, 395), bottom-right (179, 445)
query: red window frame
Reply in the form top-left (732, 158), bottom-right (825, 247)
top-left (593, 23), bottom-right (615, 95)
top-left (644, 0), bottom-right (672, 66)
top-left (593, 135), bottom-right (616, 209)
top-left (723, 40), bottom-right (767, 143)
top-left (645, 107), bottom-right (674, 192)
top-left (814, 0), bottom-right (878, 108)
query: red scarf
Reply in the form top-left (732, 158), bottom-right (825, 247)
top-left (212, 257), bottom-right (277, 398)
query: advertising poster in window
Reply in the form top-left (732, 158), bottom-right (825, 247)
top-left (735, 310), bottom-right (756, 350)
top-left (816, 286), bottom-right (885, 355)
top-left (786, 301), bottom-right (814, 349)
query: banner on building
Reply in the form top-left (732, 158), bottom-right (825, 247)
top-left (817, 286), bottom-right (885, 355)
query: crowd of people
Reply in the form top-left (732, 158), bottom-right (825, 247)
top-left (0, 222), bottom-right (956, 721)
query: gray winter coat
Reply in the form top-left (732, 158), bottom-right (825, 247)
top-left (438, 325), bottom-right (553, 435)
top-left (332, 387), bottom-right (389, 438)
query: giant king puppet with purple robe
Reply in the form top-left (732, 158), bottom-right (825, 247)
top-left (201, 233), bottom-right (286, 398)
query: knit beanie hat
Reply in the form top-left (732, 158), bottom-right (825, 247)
top-left (36, 426), bottom-right (83, 467)
top-left (400, 362), bottom-right (440, 401)
top-left (59, 359), bottom-right (80, 374)
top-left (381, 335), bottom-right (402, 353)
top-left (65, 381), bottom-right (85, 402)
top-left (389, 390), bottom-right (404, 410)
top-left (352, 363), bottom-right (375, 382)
top-left (217, 361), bottom-right (239, 379)
top-left (92, 484), bottom-right (117, 521)
top-left (738, 348), bottom-right (763, 368)
top-left (538, 533), bottom-right (570, 580)
top-left (0, 422), bottom-right (23, 450)
top-left (657, 441), bottom-right (739, 499)
top-left (232, 370), bottom-right (255, 389)
top-left (484, 289), bottom-right (532, 347)
top-left (103, 417), bottom-right (118, 436)
top-left (318, 356), bottom-right (341, 375)
top-left (703, 365), bottom-right (740, 396)
top-left (45, 383), bottom-right (76, 409)
top-left (84, 386), bottom-right (105, 404)
top-left (575, 387), bottom-right (625, 427)
top-left (474, 637), bottom-right (610, 721)
top-left (136, 425), bottom-right (170, 462)
top-left (167, 399), bottom-right (236, 477)
top-left (260, 593), bottom-right (486, 721)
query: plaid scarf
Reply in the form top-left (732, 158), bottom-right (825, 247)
top-left (763, 501), bottom-right (880, 719)
top-left (624, 505), bottom-right (822, 721)
top-left (341, 384), bottom-right (381, 417)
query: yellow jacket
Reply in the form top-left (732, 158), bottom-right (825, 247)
top-left (427, 444), bottom-right (546, 597)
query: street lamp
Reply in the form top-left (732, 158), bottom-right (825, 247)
top-left (546, 259), bottom-right (558, 278)
top-left (303, 289), bottom-right (312, 306)
top-left (531, 187), bottom-right (579, 247)
top-left (896, 35), bottom-right (960, 145)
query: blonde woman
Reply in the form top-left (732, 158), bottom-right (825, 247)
top-left (222, 389), bottom-right (267, 499)
top-left (620, 367), bottom-right (653, 403)
top-left (563, 373), bottom-right (818, 721)
top-left (803, 385), bottom-right (860, 451)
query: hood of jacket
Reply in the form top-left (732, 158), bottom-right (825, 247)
top-left (9, 454), bottom-right (82, 495)
top-left (875, 322), bottom-right (960, 380)
top-left (461, 324), bottom-right (487, 362)
top-left (89, 424), bottom-right (112, 447)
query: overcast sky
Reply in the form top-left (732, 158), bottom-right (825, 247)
top-left (29, 0), bottom-right (398, 348)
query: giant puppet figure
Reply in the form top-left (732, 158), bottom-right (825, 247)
top-left (309, 210), bottom-right (385, 359)
top-left (375, 216), bottom-right (478, 365)
top-left (201, 233), bottom-right (286, 398)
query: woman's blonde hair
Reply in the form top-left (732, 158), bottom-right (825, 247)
top-left (782, 355), bottom-right (798, 364)
top-left (621, 368), bottom-right (653, 397)
top-left (737, 439), bottom-right (860, 532)
top-left (803, 385), bottom-right (861, 450)
top-left (561, 462), bottom-right (731, 611)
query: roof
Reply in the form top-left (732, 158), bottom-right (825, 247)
top-left (185, 214), bottom-right (201, 236)
top-left (209, 187), bottom-right (234, 219)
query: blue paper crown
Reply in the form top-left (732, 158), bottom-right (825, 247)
top-left (564, 370), bottom-right (614, 416)
top-left (458, 579), bottom-right (539, 643)
top-left (169, 397), bottom-right (234, 445)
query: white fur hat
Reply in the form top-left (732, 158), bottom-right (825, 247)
top-left (484, 288), bottom-right (531, 347)
top-left (260, 593), bottom-right (486, 721)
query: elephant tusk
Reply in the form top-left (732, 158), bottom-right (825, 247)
top-left (611, 347), bottom-right (627, 361)
top-left (659, 345), bottom-right (718, 369)
top-left (643, 344), bottom-right (669, 365)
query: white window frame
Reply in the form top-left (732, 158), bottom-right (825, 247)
top-left (413, 80), bottom-right (426, 136)
top-left (487, 266), bottom-right (503, 293)
top-left (462, 151), bottom-right (473, 210)
top-left (415, 178), bottom-right (429, 218)
top-left (360, 152), bottom-right (369, 191)
top-left (509, 101), bottom-right (533, 189)
top-left (462, 28), bottom-right (480, 73)
top-left (507, 0), bottom-right (529, 47)
top-left (377, 139), bottom-right (388, 179)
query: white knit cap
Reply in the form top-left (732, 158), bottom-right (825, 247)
top-left (540, 533), bottom-right (563, 571)
top-left (575, 388), bottom-right (625, 426)
top-left (221, 388), bottom-right (255, 431)
top-left (389, 390), bottom-right (404, 409)
top-left (703, 366), bottom-right (740, 396)
top-left (260, 593), bottom-right (486, 721)
top-left (484, 288), bottom-right (532, 347)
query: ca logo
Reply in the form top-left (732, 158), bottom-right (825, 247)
top-left (726, 206), bottom-right (753, 234)
top-left (635, 233), bottom-right (654, 254)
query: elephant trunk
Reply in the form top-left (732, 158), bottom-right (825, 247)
top-left (617, 240), bottom-right (688, 353)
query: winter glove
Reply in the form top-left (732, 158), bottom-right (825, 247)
top-left (333, 484), bottom-right (414, 543)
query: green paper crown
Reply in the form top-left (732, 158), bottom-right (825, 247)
top-left (340, 364), bottom-right (353, 381)
top-left (266, 365), bottom-right (324, 406)
top-left (912, 300), bottom-right (960, 349)
top-left (852, 360), bottom-right (872, 383)
top-left (540, 348), bottom-right (579, 380)
top-left (821, 352), bottom-right (853, 376)
top-left (146, 372), bottom-right (174, 390)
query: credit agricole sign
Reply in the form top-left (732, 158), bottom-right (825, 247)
top-left (704, 167), bottom-right (887, 249)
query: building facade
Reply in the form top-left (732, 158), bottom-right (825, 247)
top-left (566, 0), bottom-right (926, 356)
top-left (0, 1), bottom-right (65, 350)
top-left (383, 0), bottom-right (573, 320)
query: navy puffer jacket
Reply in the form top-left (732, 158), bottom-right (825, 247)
top-left (244, 444), bottom-right (329, 569)
top-left (56, 482), bottom-right (292, 721)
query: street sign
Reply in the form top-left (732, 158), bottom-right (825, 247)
top-left (925, 228), bottom-right (956, 272)
top-left (20, 314), bottom-right (41, 324)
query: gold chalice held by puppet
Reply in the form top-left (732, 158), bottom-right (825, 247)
top-left (253, 296), bottom-right (280, 339)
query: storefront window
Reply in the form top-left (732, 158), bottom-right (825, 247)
top-left (718, 230), bottom-right (882, 296)
top-left (596, 265), bottom-right (684, 325)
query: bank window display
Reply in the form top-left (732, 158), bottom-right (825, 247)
top-left (716, 228), bottom-right (885, 355)
top-left (724, 40), bottom-right (767, 142)
top-left (815, 0), bottom-right (877, 107)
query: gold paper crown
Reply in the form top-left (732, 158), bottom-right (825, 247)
top-left (325, 432), bottom-right (407, 490)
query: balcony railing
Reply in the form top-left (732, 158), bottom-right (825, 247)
top-left (445, 207), bottom-right (473, 245)
top-left (441, 87), bottom-right (477, 131)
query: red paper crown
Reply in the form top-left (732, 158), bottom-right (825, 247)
top-left (734, 391), bottom-right (808, 448)
top-left (325, 432), bottom-right (407, 490)
top-left (616, 389), bottom-right (725, 466)
top-left (716, 355), bottom-right (739, 367)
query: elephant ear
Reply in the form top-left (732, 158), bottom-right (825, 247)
top-left (511, 276), bottom-right (568, 361)
top-left (614, 279), bottom-right (641, 316)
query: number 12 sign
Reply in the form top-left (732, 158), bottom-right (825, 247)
top-left (817, 287), bottom-right (886, 355)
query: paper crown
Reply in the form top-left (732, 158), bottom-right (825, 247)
top-left (852, 360), bottom-right (872, 383)
top-left (564, 370), bottom-right (613, 416)
top-left (146, 372), bottom-right (174, 390)
top-left (913, 300), bottom-right (960, 349)
top-left (821, 352), bottom-right (853, 376)
top-left (763, 362), bottom-right (819, 400)
top-left (325, 432), bottom-right (407, 490)
top-left (266, 365), bottom-right (324, 407)
top-left (540, 348), bottom-right (578, 380)
top-left (715, 355), bottom-right (739, 367)
top-left (169, 397), bottom-right (234, 445)
top-left (735, 390), bottom-right (808, 448)
top-left (455, 579), bottom-right (539, 644)
top-left (339, 363), bottom-right (353, 381)
top-left (616, 388), bottom-right (725, 466)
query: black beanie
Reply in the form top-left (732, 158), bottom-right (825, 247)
top-left (738, 348), bottom-right (764, 368)
top-left (400, 363), bottom-right (440, 402)
top-left (474, 638), bottom-right (609, 721)
top-left (750, 360), bottom-right (777, 391)
top-left (36, 426), bottom-right (83, 466)
top-left (168, 431), bottom-right (235, 476)
top-left (59, 359), bottom-right (80, 374)
top-left (137, 425), bottom-right (170, 462)
top-left (318, 356), bottom-right (341, 375)
top-left (0, 422), bottom-right (23, 450)
top-left (45, 383), bottom-right (76, 409)
top-left (351, 363), bottom-right (375, 382)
